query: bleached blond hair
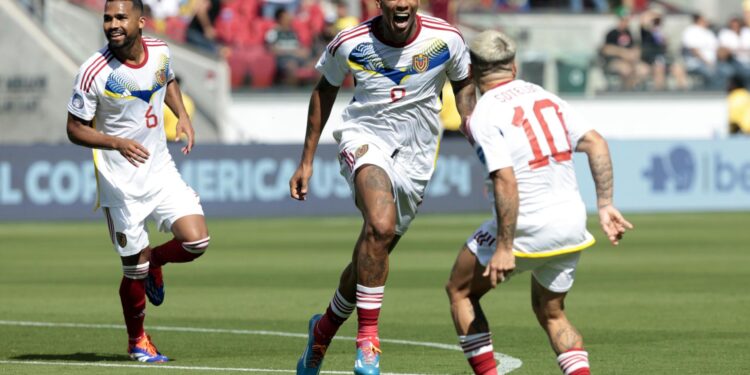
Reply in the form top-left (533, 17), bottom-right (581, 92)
top-left (469, 30), bottom-right (516, 76)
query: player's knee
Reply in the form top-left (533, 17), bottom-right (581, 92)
top-left (182, 236), bottom-right (210, 259)
top-left (364, 218), bottom-right (396, 244)
top-left (122, 262), bottom-right (149, 280)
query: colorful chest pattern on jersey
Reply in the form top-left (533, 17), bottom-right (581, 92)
top-left (347, 38), bottom-right (450, 85)
top-left (104, 54), bottom-right (170, 103)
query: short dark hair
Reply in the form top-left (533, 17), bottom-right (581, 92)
top-left (274, 7), bottom-right (288, 22)
top-left (105, 0), bottom-right (144, 14)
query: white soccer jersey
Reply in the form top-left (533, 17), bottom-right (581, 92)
top-left (67, 37), bottom-right (178, 207)
top-left (317, 14), bottom-right (471, 180)
top-left (467, 80), bottom-right (595, 257)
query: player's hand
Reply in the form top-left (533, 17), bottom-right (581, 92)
top-left (175, 117), bottom-right (194, 155)
top-left (115, 138), bottom-right (150, 167)
top-left (483, 248), bottom-right (515, 288)
top-left (289, 164), bottom-right (312, 201)
top-left (598, 204), bottom-right (633, 245)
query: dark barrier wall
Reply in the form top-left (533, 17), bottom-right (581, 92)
top-left (2, 138), bottom-right (749, 221)
top-left (0, 139), bottom-right (487, 221)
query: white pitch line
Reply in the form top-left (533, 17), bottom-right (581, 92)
top-left (0, 360), bottom-right (433, 375)
top-left (0, 320), bottom-right (522, 374)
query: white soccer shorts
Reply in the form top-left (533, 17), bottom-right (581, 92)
top-left (103, 177), bottom-right (204, 257)
top-left (467, 219), bottom-right (582, 293)
top-left (338, 141), bottom-right (428, 236)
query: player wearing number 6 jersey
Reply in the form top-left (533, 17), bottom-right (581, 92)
top-left (445, 30), bottom-right (633, 375)
top-left (66, 0), bottom-right (209, 363)
top-left (290, 0), bottom-right (475, 374)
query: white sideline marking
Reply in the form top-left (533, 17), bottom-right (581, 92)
top-left (0, 320), bottom-right (522, 374)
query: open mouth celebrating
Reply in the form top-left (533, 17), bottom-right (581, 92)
top-left (393, 12), bottom-right (411, 29)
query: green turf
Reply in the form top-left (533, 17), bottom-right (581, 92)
top-left (1, 212), bottom-right (749, 374)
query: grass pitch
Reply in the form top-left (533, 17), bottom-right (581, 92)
top-left (1, 212), bottom-right (749, 374)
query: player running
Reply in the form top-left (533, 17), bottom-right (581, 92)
top-left (289, 0), bottom-right (475, 374)
top-left (445, 30), bottom-right (633, 375)
top-left (66, 0), bottom-right (209, 363)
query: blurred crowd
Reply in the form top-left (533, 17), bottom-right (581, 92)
top-left (601, 2), bottom-right (750, 92)
top-left (63, 0), bottom-right (750, 94)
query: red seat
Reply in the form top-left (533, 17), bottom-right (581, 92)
top-left (164, 17), bottom-right (187, 42)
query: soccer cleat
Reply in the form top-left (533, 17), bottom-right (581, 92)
top-left (128, 334), bottom-right (168, 363)
top-left (145, 266), bottom-right (165, 306)
top-left (353, 337), bottom-right (381, 375)
top-left (297, 314), bottom-right (327, 375)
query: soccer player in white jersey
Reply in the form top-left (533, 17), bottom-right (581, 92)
top-left (66, 0), bottom-right (210, 363)
top-left (289, 0), bottom-right (475, 374)
top-left (444, 30), bottom-right (633, 375)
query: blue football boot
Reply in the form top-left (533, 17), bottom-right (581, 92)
top-left (297, 314), bottom-right (327, 375)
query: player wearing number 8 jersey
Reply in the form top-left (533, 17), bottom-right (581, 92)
top-left (445, 30), bottom-right (633, 375)
top-left (66, 0), bottom-right (209, 363)
top-left (290, 1), bottom-right (475, 374)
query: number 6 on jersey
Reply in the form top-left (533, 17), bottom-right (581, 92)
top-left (145, 105), bottom-right (158, 128)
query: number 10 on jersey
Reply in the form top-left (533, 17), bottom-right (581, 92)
top-left (512, 99), bottom-right (572, 170)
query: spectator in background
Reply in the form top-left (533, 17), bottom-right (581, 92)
top-left (425, 0), bottom-right (458, 25)
top-left (718, 17), bottom-right (750, 85)
top-left (143, 0), bottom-right (180, 33)
top-left (682, 13), bottom-right (732, 90)
top-left (262, 0), bottom-right (299, 19)
top-left (164, 76), bottom-right (196, 142)
top-left (265, 7), bottom-right (310, 85)
top-left (727, 75), bottom-right (750, 134)
top-left (360, 0), bottom-right (377, 21)
top-left (186, 0), bottom-right (222, 54)
top-left (570, 0), bottom-right (608, 13)
top-left (333, 0), bottom-right (358, 32)
top-left (601, 13), bottom-right (649, 90)
top-left (640, 8), bottom-right (688, 90)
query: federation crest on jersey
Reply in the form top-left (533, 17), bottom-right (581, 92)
top-left (116, 232), bottom-right (127, 248)
top-left (412, 53), bottom-right (429, 73)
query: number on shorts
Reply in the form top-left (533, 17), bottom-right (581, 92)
top-left (512, 99), bottom-right (572, 169)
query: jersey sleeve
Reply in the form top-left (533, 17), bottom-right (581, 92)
top-left (469, 105), bottom-right (513, 174)
top-left (315, 46), bottom-right (348, 87)
top-left (446, 35), bottom-right (471, 82)
top-left (560, 100), bottom-right (594, 147)
top-left (67, 67), bottom-right (99, 121)
top-left (167, 47), bottom-right (176, 82)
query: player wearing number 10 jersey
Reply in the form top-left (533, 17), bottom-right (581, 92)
top-left (66, 0), bottom-right (209, 363)
top-left (290, 1), bottom-right (476, 374)
top-left (445, 31), bottom-right (633, 375)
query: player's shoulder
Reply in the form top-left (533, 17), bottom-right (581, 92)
top-left (76, 46), bottom-right (115, 92)
top-left (327, 18), bottom-right (376, 56)
top-left (78, 46), bottom-right (114, 73)
top-left (418, 14), bottom-right (464, 42)
top-left (143, 36), bottom-right (170, 52)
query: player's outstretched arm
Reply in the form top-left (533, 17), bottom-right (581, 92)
top-left (289, 77), bottom-right (340, 201)
top-left (451, 77), bottom-right (476, 134)
top-left (67, 112), bottom-right (149, 167)
top-left (483, 167), bottom-right (519, 288)
top-left (165, 79), bottom-right (194, 154)
top-left (575, 130), bottom-right (633, 245)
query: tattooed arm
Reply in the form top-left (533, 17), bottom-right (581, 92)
top-left (483, 166), bottom-right (519, 288)
top-left (575, 130), bottom-right (633, 245)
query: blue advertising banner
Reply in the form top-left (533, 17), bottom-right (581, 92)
top-left (0, 139), bottom-right (486, 221)
top-left (574, 138), bottom-right (750, 212)
top-left (1, 138), bottom-right (748, 221)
